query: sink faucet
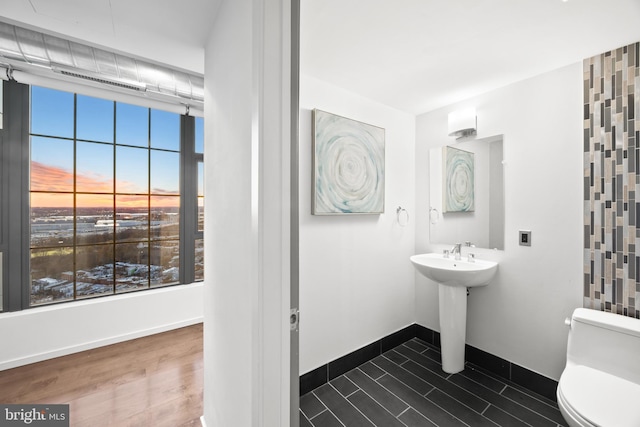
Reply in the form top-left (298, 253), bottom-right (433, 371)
top-left (451, 243), bottom-right (462, 260)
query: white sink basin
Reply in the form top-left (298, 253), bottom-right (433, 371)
top-left (410, 252), bottom-right (499, 374)
top-left (410, 253), bottom-right (498, 287)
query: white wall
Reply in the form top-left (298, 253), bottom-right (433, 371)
top-left (415, 63), bottom-right (584, 380)
top-left (203, 0), bottom-right (292, 426)
top-left (203, 1), bottom-right (254, 425)
top-left (299, 74), bottom-right (416, 374)
top-left (0, 284), bottom-right (203, 370)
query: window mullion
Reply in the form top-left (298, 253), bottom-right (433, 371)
top-left (2, 80), bottom-right (30, 311)
top-left (180, 115), bottom-right (196, 285)
top-left (73, 94), bottom-right (78, 300)
top-left (147, 108), bottom-right (151, 290)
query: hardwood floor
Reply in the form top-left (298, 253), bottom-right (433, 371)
top-left (0, 324), bottom-right (203, 427)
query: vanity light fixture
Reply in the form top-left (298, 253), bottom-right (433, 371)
top-left (448, 107), bottom-right (477, 140)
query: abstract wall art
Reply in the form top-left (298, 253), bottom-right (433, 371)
top-left (312, 109), bottom-right (385, 215)
top-left (443, 145), bottom-right (474, 213)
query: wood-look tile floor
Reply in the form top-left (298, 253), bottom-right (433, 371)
top-left (0, 324), bottom-right (203, 427)
top-left (300, 338), bottom-right (567, 427)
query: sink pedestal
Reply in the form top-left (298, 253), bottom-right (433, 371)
top-left (410, 253), bottom-right (498, 375)
top-left (438, 284), bottom-right (467, 374)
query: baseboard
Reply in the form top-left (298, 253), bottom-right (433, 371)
top-left (0, 317), bottom-right (203, 371)
top-left (462, 335), bottom-right (559, 401)
top-left (300, 324), bottom-right (417, 395)
top-left (200, 415), bottom-right (207, 427)
top-left (300, 323), bottom-right (559, 401)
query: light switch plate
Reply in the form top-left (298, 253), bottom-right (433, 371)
top-left (519, 230), bottom-right (531, 246)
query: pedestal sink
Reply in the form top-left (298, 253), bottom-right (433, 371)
top-left (410, 253), bottom-right (498, 373)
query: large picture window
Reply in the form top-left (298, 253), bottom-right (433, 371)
top-left (1, 82), bottom-right (203, 310)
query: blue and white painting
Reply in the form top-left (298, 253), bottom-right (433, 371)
top-left (443, 146), bottom-right (474, 212)
top-left (313, 109), bottom-right (385, 214)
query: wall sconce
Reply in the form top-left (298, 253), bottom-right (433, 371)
top-left (448, 108), bottom-right (477, 139)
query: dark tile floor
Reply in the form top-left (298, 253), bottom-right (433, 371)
top-left (300, 338), bottom-right (567, 427)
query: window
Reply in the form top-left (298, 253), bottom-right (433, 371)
top-left (195, 117), bottom-right (204, 282)
top-left (1, 82), bottom-right (203, 311)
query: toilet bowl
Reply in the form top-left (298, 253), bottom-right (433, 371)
top-left (557, 308), bottom-right (640, 427)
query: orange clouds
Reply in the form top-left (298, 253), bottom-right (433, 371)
top-left (30, 192), bottom-right (73, 208)
top-left (30, 162), bottom-right (179, 208)
top-left (30, 162), bottom-right (74, 192)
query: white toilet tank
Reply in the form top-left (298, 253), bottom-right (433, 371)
top-left (566, 308), bottom-right (640, 383)
top-left (558, 308), bottom-right (640, 427)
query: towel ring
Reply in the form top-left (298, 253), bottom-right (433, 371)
top-left (396, 206), bottom-right (409, 227)
top-left (429, 207), bottom-right (440, 224)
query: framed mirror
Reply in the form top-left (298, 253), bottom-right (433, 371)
top-left (429, 135), bottom-right (504, 250)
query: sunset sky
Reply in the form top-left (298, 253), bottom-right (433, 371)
top-left (30, 86), bottom-right (185, 209)
top-left (30, 162), bottom-right (180, 208)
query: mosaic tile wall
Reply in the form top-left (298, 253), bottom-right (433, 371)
top-left (584, 42), bottom-right (640, 318)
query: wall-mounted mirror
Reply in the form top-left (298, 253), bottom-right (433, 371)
top-left (429, 135), bottom-right (504, 250)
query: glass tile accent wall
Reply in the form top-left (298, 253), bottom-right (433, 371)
top-left (584, 42), bottom-right (640, 318)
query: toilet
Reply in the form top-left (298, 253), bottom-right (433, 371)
top-left (557, 308), bottom-right (640, 427)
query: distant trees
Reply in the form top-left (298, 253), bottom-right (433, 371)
top-left (30, 248), bottom-right (73, 278)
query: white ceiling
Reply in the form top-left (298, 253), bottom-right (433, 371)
top-left (1, 0), bottom-right (639, 114)
top-left (0, 0), bottom-right (222, 73)
top-left (301, 0), bottom-right (640, 114)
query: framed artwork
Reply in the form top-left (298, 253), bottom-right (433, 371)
top-left (443, 145), bottom-right (474, 213)
top-left (312, 109), bottom-right (385, 215)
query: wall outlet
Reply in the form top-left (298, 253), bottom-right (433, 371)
top-left (519, 230), bottom-right (531, 246)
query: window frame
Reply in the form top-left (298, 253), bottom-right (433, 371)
top-left (1, 80), bottom-right (203, 312)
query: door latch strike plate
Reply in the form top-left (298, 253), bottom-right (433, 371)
top-left (290, 308), bottom-right (299, 331)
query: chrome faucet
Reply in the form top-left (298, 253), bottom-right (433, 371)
top-left (451, 243), bottom-right (462, 260)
